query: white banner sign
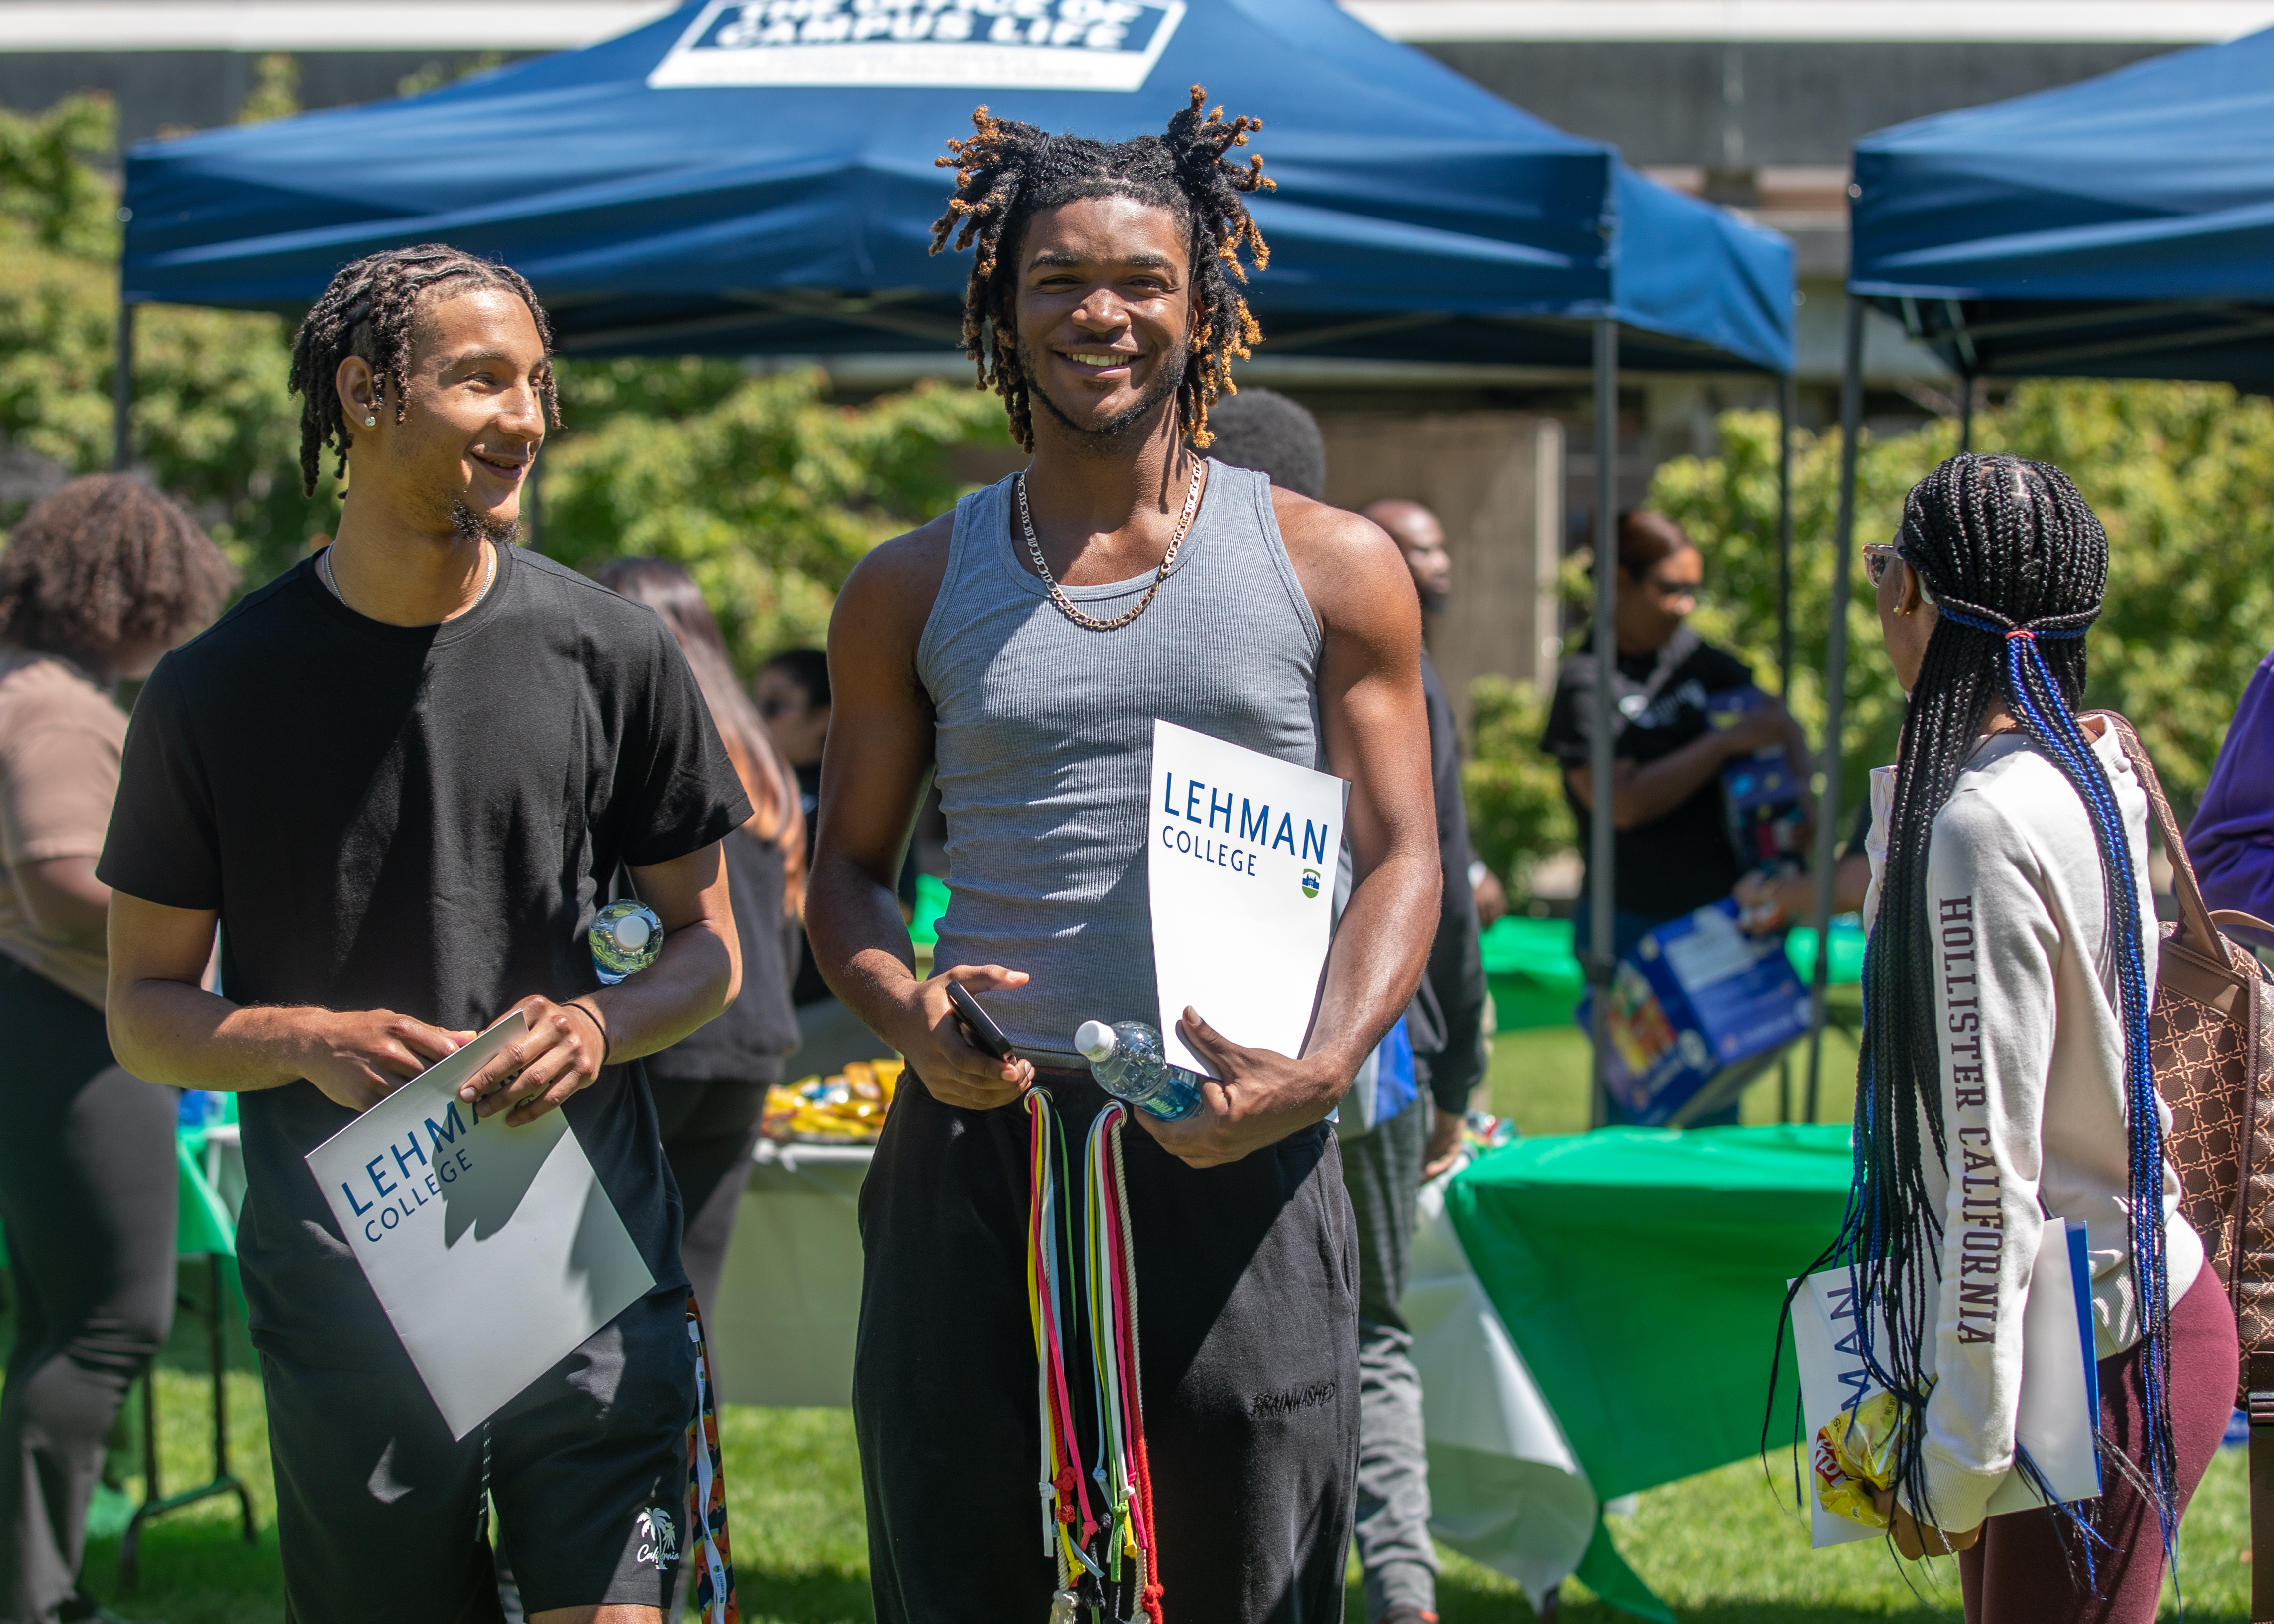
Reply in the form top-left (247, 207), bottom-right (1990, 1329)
top-left (647, 0), bottom-right (1185, 88)
top-left (305, 1013), bottom-right (656, 1439)
top-left (1147, 718), bottom-right (1346, 1077)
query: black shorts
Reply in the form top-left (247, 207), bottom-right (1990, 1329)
top-left (262, 1286), bottom-right (696, 1623)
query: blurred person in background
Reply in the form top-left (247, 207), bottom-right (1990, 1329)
top-left (0, 474), bottom-right (236, 1624)
top-left (597, 560), bottom-right (803, 1319)
top-left (2186, 646), bottom-right (2274, 952)
top-left (755, 648), bottom-right (877, 1075)
top-left (1212, 384), bottom-right (1487, 1624)
top-left (1361, 500), bottom-right (1490, 1176)
top-left (1541, 509), bottom-right (1808, 1125)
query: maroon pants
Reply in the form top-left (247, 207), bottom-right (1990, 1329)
top-left (1958, 1265), bottom-right (2239, 1624)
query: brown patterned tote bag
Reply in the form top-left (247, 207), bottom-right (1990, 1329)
top-left (2097, 714), bottom-right (2274, 1616)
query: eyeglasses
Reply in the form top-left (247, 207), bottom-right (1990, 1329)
top-left (1862, 543), bottom-right (1906, 588)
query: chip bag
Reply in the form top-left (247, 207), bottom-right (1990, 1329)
top-left (1811, 1387), bottom-right (1916, 1530)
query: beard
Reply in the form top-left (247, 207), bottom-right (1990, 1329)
top-left (1020, 340), bottom-right (1186, 447)
top-left (450, 499), bottom-right (519, 547)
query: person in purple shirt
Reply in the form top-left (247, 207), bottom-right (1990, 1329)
top-left (2186, 649), bottom-right (2274, 950)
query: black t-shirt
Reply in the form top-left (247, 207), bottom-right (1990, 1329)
top-left (790, 760), bottom-right (832, 1007)
top-left (646, 826), bottom-right (800, 1085)
top-left (98, 546), bottom-right (750, 1361)
top-left (1541, 628), bottom-right (1754, 918)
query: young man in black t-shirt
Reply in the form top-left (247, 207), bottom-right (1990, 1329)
top-left (100, 247), bottom-right (748, 1624)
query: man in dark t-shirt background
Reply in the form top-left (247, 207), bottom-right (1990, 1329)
top-left (1541, 509), bottom-right (1809, 1123)
top-left (100, 246), bottom-right (749, 1624)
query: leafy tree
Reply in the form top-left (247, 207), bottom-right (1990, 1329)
top-left (1458, 381), bottom-right (2274, 888)
top-left (236, 54), bottom-right (302, 125)
top-left (0, 94), bottom-right (1014, 669)
top-left (541, 368), bottom-right (1009, 667)
top-left (1462, 675), bottom-right (1573, 901)
top-left (1650, 383), bottom-right (2274, 821)
top-left (0, 94), bottom-right (118, 259)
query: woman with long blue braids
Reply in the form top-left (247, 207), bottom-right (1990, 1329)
top-left (1830, 454), bottom-right (2236, 1619)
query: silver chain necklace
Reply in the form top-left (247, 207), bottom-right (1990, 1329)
top-left (321, 540), bottom-right (497, 615)
top-left (1016, 460), bottom-right (1204, 633)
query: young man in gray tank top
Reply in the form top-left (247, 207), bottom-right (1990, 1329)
top-left (807, 94), bottom-right (1441, 1624)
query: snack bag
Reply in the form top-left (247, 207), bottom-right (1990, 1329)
top-left (1811, 1387), bottom-right (1917, 1531)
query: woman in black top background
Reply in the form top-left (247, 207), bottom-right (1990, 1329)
top-left (596, 560), bottom-right (803, 1316)
top-left (1541, 510), bottom-right (1809, 1122)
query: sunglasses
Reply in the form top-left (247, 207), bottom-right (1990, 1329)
top-left (1862, 543), bottom-right (1906, 588)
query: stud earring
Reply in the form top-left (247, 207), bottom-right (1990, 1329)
top-left (362, 415), bottom-right (378, 428)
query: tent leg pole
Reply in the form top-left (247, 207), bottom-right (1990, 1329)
top-left (1804, 298), bottom-right (1864, 1124)
top-left (1777, 371), bottom-right (1795, 702)
top-left (113, 300), bottom-right (135, 472)
top-left (1958, 371), bottom-right (1975, 454)
top-left (1587, 317), bottom-right (1619, 1131)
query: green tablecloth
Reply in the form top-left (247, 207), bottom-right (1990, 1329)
top-left (1444, 1123), bottom-right (1850, 1500)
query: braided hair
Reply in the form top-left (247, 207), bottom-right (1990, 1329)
top-left (1804, 454), bottom-right (2175, 1564)
top-left (286, 244), bottom-right (560, 497)
top-left (929, 85), bottom-right (1273, 451)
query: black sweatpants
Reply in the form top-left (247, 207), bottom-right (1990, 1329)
top-left (854, 1072), bottom-right (1359, 1624)
top-left (0, 956), bottom-right (177, 1624)
top-left (650, 1078), bottom-right (766, 1320)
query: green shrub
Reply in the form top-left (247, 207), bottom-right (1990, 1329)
top-left (1651, 384), bottom-right (2274, 821)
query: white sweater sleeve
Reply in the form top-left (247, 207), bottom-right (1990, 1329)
top-left (1910, 789), bottom-right (2056, 1535)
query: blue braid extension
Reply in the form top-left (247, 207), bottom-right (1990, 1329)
top-left (1941, 605), bottom-right (2182, 1568)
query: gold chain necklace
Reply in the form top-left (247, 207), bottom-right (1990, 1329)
top-left (1016, 460), bottom-right (1204, 633)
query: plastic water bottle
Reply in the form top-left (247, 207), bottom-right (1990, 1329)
top-left (1074, 1019), bottom-right (1204, 1122)
top-left (590, 900), bottom-right (664, 984)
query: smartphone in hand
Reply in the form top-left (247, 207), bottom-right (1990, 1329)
top-left (945, 981), bottom-right (1015, 1060)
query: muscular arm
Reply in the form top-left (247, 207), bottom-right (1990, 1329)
top-left (805, 517), bottom-right (1035, 1108)
top-left (106, 842), bottom-right (739, 1127)
top-left (1157, 492), bottom-right (1440, 1167)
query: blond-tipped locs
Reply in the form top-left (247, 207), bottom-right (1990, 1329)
top-left (929, 85), bottom-right (1274, 451)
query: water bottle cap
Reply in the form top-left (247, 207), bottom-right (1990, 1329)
top-left (611, 913), bottom-right (653, 951)
top-left (1074, 1020), bottom-right (1117, 1063)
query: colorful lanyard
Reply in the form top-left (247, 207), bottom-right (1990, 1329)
top-left (685, 1296), bottom-right (740, 1624)
top-left (1025, 1091), bottom-right (1165, 1624)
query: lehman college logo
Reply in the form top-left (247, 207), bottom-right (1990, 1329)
top-left (635, 1506), bottom-right (679, 1570)
top-left (648, 0), bottom-right (1186, 91)
top-left (1300, 868), bottom-right (1321, 900)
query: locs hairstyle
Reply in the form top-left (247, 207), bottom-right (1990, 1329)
top-left (928, 85), bottom-right (1274, 452)
top-left (286, 243), bottom-right (561, 497)
top-left (1777, 454), bottom-right (2178, 1563)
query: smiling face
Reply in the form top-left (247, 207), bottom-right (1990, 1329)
top-left (1010, 193), bottom-right (1194, 444)
top-left (334, 285), bottom-right (549, 542)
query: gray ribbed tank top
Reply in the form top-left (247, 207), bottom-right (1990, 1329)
top-left (915, 460), bottom-right (1323, 1065)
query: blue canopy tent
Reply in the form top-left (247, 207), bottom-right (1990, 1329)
top-left (1787, 28), bottom-right (2274, 1115)
top-left (116, 0), bottom-right (1794, 1122)
top-left (1850, 25), bottom-right (2274, 401)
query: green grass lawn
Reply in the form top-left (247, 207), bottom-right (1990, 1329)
top-left (18, 1027), bottom-right (2251, 1622)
